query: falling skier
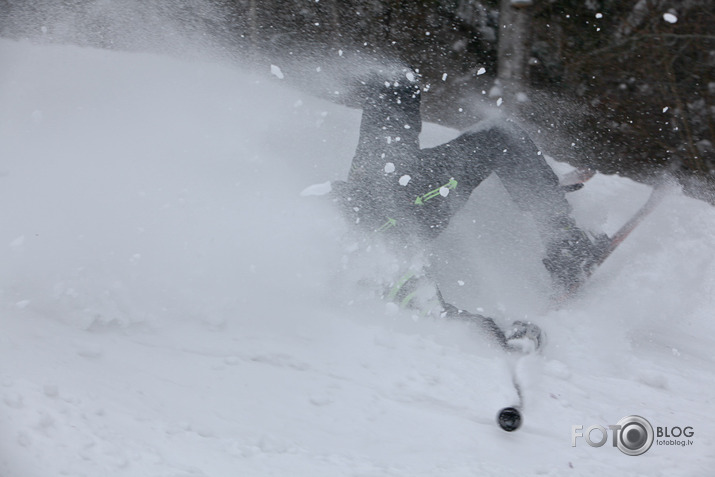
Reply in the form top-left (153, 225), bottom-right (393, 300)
top-left (332, 67), bottom-right (599, 352)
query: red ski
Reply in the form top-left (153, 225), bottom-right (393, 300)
top-left (589, 184), bottom-right (668, 271)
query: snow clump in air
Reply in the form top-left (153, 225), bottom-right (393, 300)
top-left (270, 64), bottom-right (285, 79)
top-left (663, 12), bottom-right (678, 23)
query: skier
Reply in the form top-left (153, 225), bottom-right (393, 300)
top-left (332, 67), bottom-right (598, 351)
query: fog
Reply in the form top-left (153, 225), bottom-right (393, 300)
top-left (1, 3), bottom-right (713, 476)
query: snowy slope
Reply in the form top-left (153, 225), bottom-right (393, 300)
top-left (1, 40), bottom-right (714, 477)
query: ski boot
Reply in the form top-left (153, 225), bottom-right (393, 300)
top-left (505, 320), bottom-right (545, 353)
top-left (543, 219), bottom-right (600, 292)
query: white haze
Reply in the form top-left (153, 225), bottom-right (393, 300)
top-left (1, 4), bottom-right (714, 476)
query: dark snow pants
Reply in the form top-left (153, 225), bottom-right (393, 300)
top-left (341, 70), bottom-right (574, 249)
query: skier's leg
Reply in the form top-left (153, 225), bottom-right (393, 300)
top-left (395, 135), bottom-right (494, 240)
top-left (337, 68), bottom-right (423, 235)
top-left (405, 119), bottom-right (572, 239)
top-left (456, 120), bottom-right (597, 289)
top-left (404, 120), bottom-right (537, 239)
top-left (349, 69), bottom-right (422, 181)
top-left (416, 119), bottom-right (596, 289)
top-left (451, 120), bottom-right (573, 235)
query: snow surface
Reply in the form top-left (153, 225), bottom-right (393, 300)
top-left (0, 39), bottom-right (714, 476)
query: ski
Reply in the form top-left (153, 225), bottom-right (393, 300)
top-left (589, 183), bottom-right (668, 270)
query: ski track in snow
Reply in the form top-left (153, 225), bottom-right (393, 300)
top-left (0, 40), bottom-right (714, 476)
